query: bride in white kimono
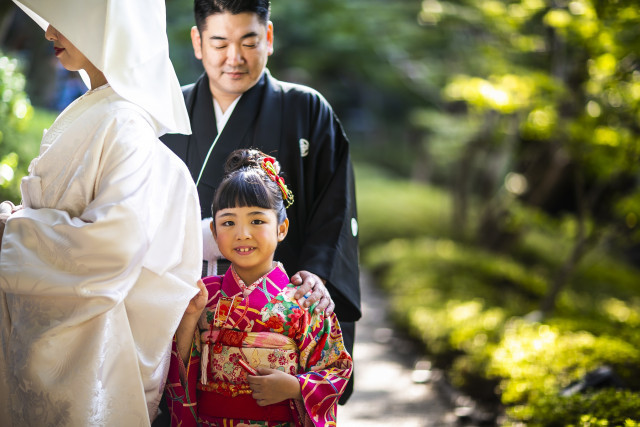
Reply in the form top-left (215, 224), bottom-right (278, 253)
top-left (0, 1), bottom-right (202, 426)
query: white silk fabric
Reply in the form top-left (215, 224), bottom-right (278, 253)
top-left (0, 86), bottom-right (202, 425)
top-left (11, 0), bottom-right (190, 136)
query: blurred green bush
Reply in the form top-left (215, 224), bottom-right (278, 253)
top-left (0, 50), bottom-right (54, 204)
top-left (356, 164), bottom-right (640, 425)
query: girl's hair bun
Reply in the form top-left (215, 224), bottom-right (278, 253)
top-left (224, 149), bottom-right (265, 174)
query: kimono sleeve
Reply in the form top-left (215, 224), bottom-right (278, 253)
top-left (1, 112), bottom-right (181, 317)
top-left (165, 332), bottom-right (202, 427)
top-left (295, 310), bottom-right (353, 426)
top-left (294, 93), bottom-right (361, 322)
top-left (165, 278), bottom-right (220, 427)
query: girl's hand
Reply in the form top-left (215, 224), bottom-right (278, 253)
top-left (185, 279), bottom-right (208, 316)
top-left (247, 367), bottom-right (302, 405)
top-left (176, 280), bottom-right (208, 365)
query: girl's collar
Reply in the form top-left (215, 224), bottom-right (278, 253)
top-left (230, 261), bottom-right (283, 290)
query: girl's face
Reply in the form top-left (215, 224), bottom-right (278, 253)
top-left (213, 206), bottom-right (288, 285)
top-left (45, 25), bottom-right (105, 88)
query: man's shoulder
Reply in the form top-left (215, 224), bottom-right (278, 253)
top-left (179, 73), bottom-right (208, 104)
top-left (266, 72), bottom-right (326, 104)
top-left (181, 82), bottom-right (196, 97)
top-left (179, 82), bottom-right (197, 106)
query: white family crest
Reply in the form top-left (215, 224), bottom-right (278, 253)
top-left (299, 138), bottom-right (310, 157)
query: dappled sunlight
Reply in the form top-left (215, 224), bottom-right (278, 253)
top-left (0, 51), bottom-right (39, 202)
top-left (0, 163), bottom-right (15, 185)
top-left (601, 298), bottom-right (640, 326)
top-left (443, 74), bottom-right (536, 114)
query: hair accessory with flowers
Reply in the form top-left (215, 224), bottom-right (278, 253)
top-left (260, 157), bottom-right (294, 208)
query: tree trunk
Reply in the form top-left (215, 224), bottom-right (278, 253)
top-left (476, 115), bottom-right (521, 251)
top-left (526, 145), bottom-right (571, 207)
top-left (409, 129), bottom-right (431, 183)
top-left (540, 166), bottom-right (604, 315)
top-left (452, 111), bottom-right (498, 239)
top-left (540, 229), bottom-right (594, 315)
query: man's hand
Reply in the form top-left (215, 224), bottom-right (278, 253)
top-left (291, 270), bottom-right (335, 316)
top-left (247, 367), bottom-right (302, 405)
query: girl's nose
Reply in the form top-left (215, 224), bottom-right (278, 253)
top-left (235, 224), bottom-right (251, 239)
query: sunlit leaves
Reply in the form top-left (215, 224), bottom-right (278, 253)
top-left (0, 51), bottom-right (34, 201)
top-left (488, 320), bottom-right (640, 406)
top-left (544, 9), bottom-right (572, 29)
top-left (444, 74), bottom-right (538, 114)
top-left (589, 53), bottom-right (618, 81)
top-left (419, 0), bottom-right (443, 25)
top-left (0, 152), bottom-right (17, 187)
top-left (521, 106), bottom-right (557, 140)
top-left (0, 55), bottom-right (32, 124)
top-left (431, 0), bottom-right (640, 223)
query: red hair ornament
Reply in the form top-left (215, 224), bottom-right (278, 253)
top-left (260, 157), bottom-right (294, 208)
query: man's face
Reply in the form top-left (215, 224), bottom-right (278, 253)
top-left (191, 12), bottom-right (273, 108)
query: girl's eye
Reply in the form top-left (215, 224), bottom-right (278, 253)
top-left (221, 220), bottom-right (234, 227)
top-left (252, 219), bottom-right (265, 225)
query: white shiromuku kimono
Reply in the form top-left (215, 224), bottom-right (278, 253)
top-left (0, 85), bottom-right (202, 426)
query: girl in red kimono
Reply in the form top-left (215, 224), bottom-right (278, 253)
top-left (165, 149), bottom-right (352, 426)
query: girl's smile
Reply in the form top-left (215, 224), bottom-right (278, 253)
top-left (235, 246), bottom-right (255, 254)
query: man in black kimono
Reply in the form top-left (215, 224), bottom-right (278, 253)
top-left (161, 0), bottom-right (361, 403)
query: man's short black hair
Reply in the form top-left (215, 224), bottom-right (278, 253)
top-left (194, 0), bottom-right (271, 32)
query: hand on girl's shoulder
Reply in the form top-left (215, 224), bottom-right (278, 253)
top-left (282, 284), bottom-right (323, 317)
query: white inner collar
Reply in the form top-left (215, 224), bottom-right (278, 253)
top-left (213, 95), bottom-right (242, 133)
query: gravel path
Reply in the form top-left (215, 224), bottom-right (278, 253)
top-left (339, 270), bottom-right (459, 426)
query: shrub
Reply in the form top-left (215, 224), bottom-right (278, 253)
top-left (356, 166), bottom-right (640, 424)
top-left (355, 163), bottom-right (453, 248)
top-left (488, 320), bottom-right (640, 425)
top-left (0, 51), bottom-right (39, 203)
top-left (511, 389), bottom-right (640, 427)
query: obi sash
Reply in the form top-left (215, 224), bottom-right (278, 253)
top-left (199, 329), bottom-right (299, 389)
top-left (198, 391), bottom-right (293, 422)
top-left (197, 330), bottom-right (299, 422)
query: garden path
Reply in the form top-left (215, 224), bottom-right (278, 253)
top-left (339, 269), bottom-right (459, 426)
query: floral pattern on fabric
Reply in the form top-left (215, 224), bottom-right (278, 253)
top-left (165, 263), bottom-right (352, 427)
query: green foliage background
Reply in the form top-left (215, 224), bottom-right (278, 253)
top-left (0, 52), bottom-right (39, 204)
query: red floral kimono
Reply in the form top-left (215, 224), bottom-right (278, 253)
top-left (165, 263), bottom-right (352, 426)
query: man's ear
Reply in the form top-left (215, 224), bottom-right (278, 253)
top-left (266, 21), bottom-right (274, 57)
top-left (277, 218), bottom-right (289, 242)
top-left (191, 26), bottom-right (203, 60)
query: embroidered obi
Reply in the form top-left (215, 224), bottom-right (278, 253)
top-left (198, 326), bottom-right (300, 396)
